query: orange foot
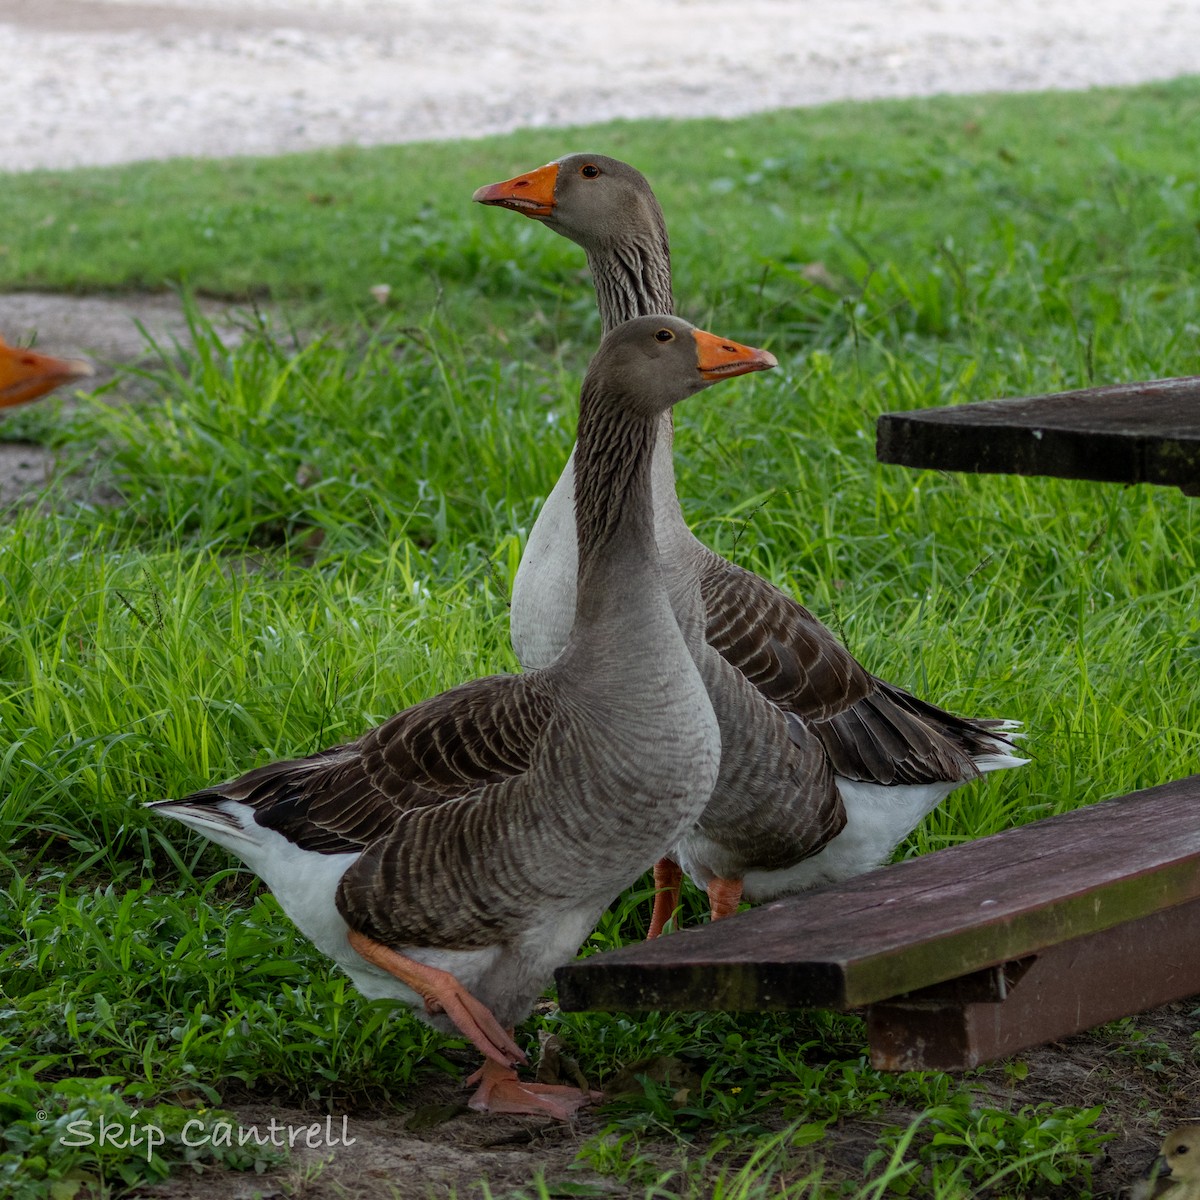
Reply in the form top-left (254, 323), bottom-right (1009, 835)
top-left (347, 930), bottom-right (525, 1068)
top-left (706, 876), bottom-right (744, 922)
top-left (646, 857), bottom-right (684, 940)
top-left (466, 1058), bottom-right (602, 1120)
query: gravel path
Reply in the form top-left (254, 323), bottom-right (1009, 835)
top-left (3, 0), bottom-right (1199, 173)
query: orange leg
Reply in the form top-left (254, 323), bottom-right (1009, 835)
top-left (348, 930), bottom-right (524, 1068)
top-left (706, 876), bottom-right (744, 922)
top-left (646, 857), bottom-right (684, 940)
top-left (466, 1055), bottom-right (602, 1120)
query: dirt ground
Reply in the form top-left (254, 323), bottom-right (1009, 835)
top-left (124, 1000), bottom-right (1198, 1199)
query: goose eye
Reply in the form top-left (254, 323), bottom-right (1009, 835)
top-left (1179, 1145), bottom-right (1191, 1155)
top-left (580, 164), bottom-right (601, 178)
top-left (654, 329), bottom-right (674, 342)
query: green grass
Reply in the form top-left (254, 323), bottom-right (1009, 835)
top-left (2, 77), bottom-right (1199, 1197)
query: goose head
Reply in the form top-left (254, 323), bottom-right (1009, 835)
top-left (474, 153), bottom-right (662, 251)
top-left (0, 337), bottom-right (94, 409)
top-left (584, 315), bottom-right (776, 418)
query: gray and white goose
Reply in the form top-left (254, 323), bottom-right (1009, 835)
top-left (475, 154), bottom-right (1026, 933)
top-left (149, 316), bottom-right (777, 1117)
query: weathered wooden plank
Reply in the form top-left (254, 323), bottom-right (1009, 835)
top-left (875, 377), bottom-right (1200, 492)
top-left (555, 774), bottom-right (1200, 1013)
top-left (866, 894), bottom-right (1200, 1071)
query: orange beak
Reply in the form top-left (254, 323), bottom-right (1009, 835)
top-left (0, 336), bottom-right (94, 409)
top-left (693, 330), bottom-right (778, 381)
top-left (472, 162), bottom-right (559, 218)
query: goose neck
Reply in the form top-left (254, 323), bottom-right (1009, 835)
top-left (572, 385), bottom-right (662, 626)
top-left (584, 217), bottom-right (673, 334)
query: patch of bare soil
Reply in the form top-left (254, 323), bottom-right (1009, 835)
top-left (0, 291), bottom-right (248, 509)
top-left (124, 1000), bottom-right (1199, 1200)
top-left (0, 292), bottom-right (241, 366)
top-left (967, 1001), bottom-right (1198, 1197)
top-left (138, 1069), bottom-right (607, 1200)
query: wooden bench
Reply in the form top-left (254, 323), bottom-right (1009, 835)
top-left (556, 774), bottom-right (1200, 1071)
top-left (875, 375), bottom-right (1200, 495)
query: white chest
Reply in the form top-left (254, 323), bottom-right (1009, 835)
top-left (510, 451), bottom-right (580, 669)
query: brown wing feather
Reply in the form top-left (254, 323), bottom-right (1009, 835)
top-left (697, 550), bottom-right (1016, 786)
top-left (180, 673), bottom-right (555, 854)
top-left (698, 552), bottom-right (874, 716)
top-left (698, 713), bottom-right (847, 873)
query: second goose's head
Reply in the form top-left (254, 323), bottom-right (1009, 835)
top-left (474, 153), bottom-right (662, 252)
top-left (584, 315), bottom-right (777, 419)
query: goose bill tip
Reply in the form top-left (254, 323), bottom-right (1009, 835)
top-left (471, 181), bottom-right (504, 205)
top-left (62, 358), bottom-right (96, 384)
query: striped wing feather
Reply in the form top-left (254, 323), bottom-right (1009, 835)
top-left (699, 553), bottom-right (874, 716)
top-left (700, 714), bottom-right (847, 871)
top-left (698, 552), bottom-right (1015, 785)
top-left (181, 673), bottom-right (556, 854)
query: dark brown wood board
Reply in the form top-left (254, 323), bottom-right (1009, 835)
top-left (555, 774), bottom-right (1200, 1014)
top-left (865, 893), bottom-right (1200, 1070)
top-left (874, 376), bottom-right (1200, 491)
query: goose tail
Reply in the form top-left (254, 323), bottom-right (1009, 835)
top-left (970, 719), bottom-right (1030, 774)
top-left (146, 794), bottom-right (261, 854)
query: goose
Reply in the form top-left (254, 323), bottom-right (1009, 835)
top-left (1131, 1127), bottom-right (1200, 1200)
top-left (0, 336), bottom-right (93, 408)
top-left (474, 154), bottom-right (1026, 935)
top-left (149, 315), bottom-right (778, 1118)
